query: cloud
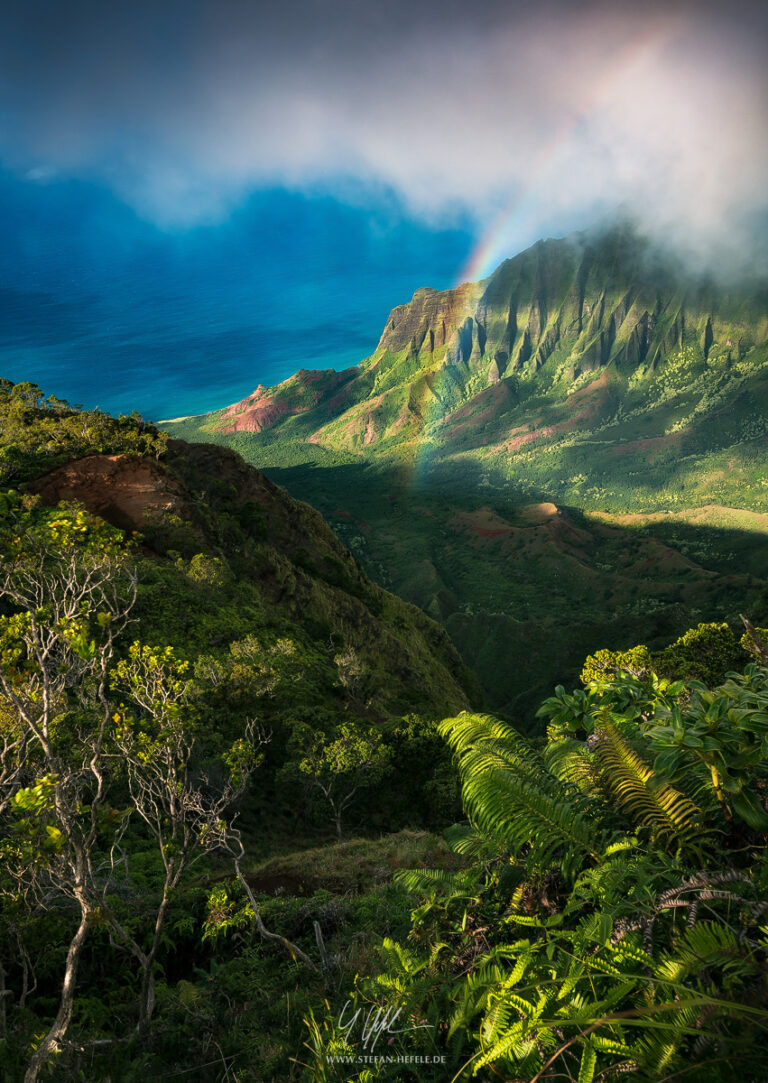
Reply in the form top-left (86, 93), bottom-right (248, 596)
top-left (0, 0), bottom-right (766, 272)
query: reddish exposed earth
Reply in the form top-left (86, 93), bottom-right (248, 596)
top-left (30, 454), bottom-right (193, 532)
top-left (217, 369), bottom-right (356, 435)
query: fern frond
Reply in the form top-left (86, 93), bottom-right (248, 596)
top-left (448, 962), bottom-right (504, 1038)
top-left (593, 714), bottom-right (703, 847)
top-left (577, 1039), bottom-right (597, 1083)
top-left (443, 822), bottom-right (499, 859)
top-left (545, 737), bottom-right (599, 794)
top-left (474, 1027), bottom-right (539, 1073)
top-left (393, 866), bottom-right (475, 896)
top-left (657, 921), bottom-right (755, 983)
top-left (440, 713), bottom-right (574, 801)
top-left (463, 767), bottom-right (602, 871)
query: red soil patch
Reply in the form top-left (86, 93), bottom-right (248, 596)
top-left (363, 414), bottom-right (377, 445)
top-left (218, 369), bottom-right (357, 434)
top-left (31, 455), bottom-right (193, 532)
top-left (610, 430), bottom-right (689, 461)
top-left (506, 425), bottom-right (557, 452)
top-left (449, 507), bottom-right (514, 538)
top-left (504, 372), bottom-right (611, 452)
top-left (569, 368), bottom-right (610, 402)
top-left (445, 382), bottom-right (519, 441)
top-left (218, 386), bottom-right (303, 434)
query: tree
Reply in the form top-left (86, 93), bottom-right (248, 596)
top-left (0, 496), bottom-right (317, 1076)
top-left (0, 500), bottom-right (136, 1082)
top-left (296, 723), bottom-right (390, 841)
top-left (200, 814), bottom-right (317, 971)
top-left (107, 643), bottom-right (263, 1034)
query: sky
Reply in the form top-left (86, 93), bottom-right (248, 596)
top-left (0, 0), bottom-right (766, 416)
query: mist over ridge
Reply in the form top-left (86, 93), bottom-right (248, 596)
top-left (1, 0), bottom-right (766, 279)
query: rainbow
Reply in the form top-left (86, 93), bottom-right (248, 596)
top-left (407, 11), bottom-right (681, 488)
top-left (459, 12), bottom-right (680, 286)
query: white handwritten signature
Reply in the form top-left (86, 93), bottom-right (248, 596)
top-left (338, 999), bottom-right (434, 1052)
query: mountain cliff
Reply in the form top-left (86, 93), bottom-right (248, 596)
top-left (174, 225), bottom-right (768, 497)
top-left (164, 226), bottom-right (768, 717)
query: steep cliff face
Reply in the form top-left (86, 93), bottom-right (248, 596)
top-left (373, 282), bottom-right (482, 361)
top-left (178, 226), bottom-right (767, 458)
top-left (31, 454), bottom-right (194, 532)
top-left (366, 228), bottom-right (765, 398)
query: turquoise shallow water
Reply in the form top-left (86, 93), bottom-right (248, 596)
top-left (0, 174), bottom-right (473, 421)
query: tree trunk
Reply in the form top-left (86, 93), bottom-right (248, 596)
top-left (24, 904), bottom-right (90, 1083)
top-left (0, 958), bottom-right (8, 1041)
top-left (233, 859), bottom-right (317, 971)
top-left (136, 891), bottom-right (171, 1036)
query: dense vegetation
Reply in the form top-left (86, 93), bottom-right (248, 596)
top-left (303, 650), bottom-right (768, 1081)
top-left (1, 371), bottom-right (767, 1082)
top-left (0, 381), bottom-right (472, 1079)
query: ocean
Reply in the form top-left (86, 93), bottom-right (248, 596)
top-left (0, 173), bottom-right (473, 421)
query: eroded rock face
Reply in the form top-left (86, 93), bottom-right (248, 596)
top-left (220, 386), bottom-right (299, 433)
top-left (374, 283), bottom-right (481, 359)
top-left (30, 455), bottom-right (193, 532)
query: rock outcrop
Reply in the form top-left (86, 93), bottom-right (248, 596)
top-left (31, 454), bottom-right (193, 532)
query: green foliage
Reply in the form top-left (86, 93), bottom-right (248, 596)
top-left (439, 712), bottom-right (601, 877)
top-left (0, 378), bottom-right (167, 484)
top-left (581, 644), bottom-right (652, 684)
top-left (305, 663), bottom-right (768, 1082)
top-left (293, 722), bottom-right (392, 839)
top-left (655, 622), bottom-right (748, 684)
top-left (5, 354), bottom-right (768, 1079)
top-left (742, 623), bottom-right (768, 660)
top-left (582, 622), bottom-right (751, 688)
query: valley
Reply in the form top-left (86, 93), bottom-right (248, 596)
top-left (166, 226), bottom-right (768, 719)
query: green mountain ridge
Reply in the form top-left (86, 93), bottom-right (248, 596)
top-left (165, 225), bottom-right (768, 717)
top-left (173, 225), bottom-right (768, 492)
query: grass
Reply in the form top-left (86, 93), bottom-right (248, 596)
top-left (244, 830), bottom-right (464, 897)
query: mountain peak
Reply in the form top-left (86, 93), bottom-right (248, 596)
top-left (171, 226), bottom-right (767, 454)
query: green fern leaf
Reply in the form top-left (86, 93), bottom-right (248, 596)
top-left (577, 1039), bottom-right (597, 1083)
top-left (593, 713), bottom-right (703, 847)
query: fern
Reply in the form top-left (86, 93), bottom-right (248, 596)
top-left (545, 736), bottom-right (599, 794)
top-left (577, 1039), bottom-right (597, 1083)
top-left (393, 866), bottom-right (474, 896)
top-left (593, 713), bottom-right (704, 847)
top-left (441, 712), bottom-right (607, 875)
top-left (657, 921), bottom-right (757, 983)
top-left (304, 667), bottom-right (768, 1083)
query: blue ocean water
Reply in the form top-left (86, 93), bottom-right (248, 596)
top-left (0, 173), bottom-right (474, 420)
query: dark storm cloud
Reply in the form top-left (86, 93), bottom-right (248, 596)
top-left (1, 0), bottom-right (766, 271)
